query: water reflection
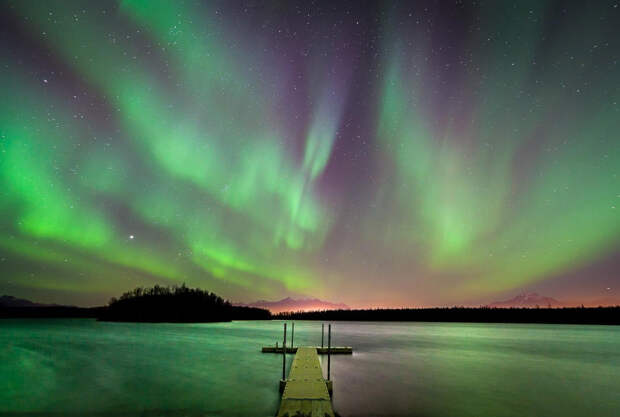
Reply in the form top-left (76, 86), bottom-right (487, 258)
top-left (1, 320), bottom-right (618, 417)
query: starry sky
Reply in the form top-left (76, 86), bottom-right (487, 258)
top-left (0, 0), bottom-right (618, 307)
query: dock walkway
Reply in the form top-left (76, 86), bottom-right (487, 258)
top-left (277, 346), bottom-right (334, 417)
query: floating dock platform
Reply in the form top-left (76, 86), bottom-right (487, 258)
top-left (276, 347), bottom-right (335, 417)
top-left (261, 346), bottom-right (353, 354)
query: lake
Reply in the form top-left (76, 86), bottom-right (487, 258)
top-left (1, 319), bottom-right (618, 417)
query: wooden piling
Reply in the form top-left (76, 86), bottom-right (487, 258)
top-left (282, 323), bottom-right (287, 380)
top-left (327, 324), bottom-right (331, 380)
top-left (321, 323), bottom-right (324, 348)
top-left (291, 322), bottom-right (294, 349)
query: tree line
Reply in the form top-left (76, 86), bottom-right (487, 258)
top-left (275, 306), bottom-right (620, 325)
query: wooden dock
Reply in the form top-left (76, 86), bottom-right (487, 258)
top-left (263, 323), bottom-right (351, 416)
top-left (277, 347), bottom-right (335, 417)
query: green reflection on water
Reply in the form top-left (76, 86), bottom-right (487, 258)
top-left (1, 320), bottom-right (619, 417)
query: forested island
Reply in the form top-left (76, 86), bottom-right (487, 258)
top-left (275, 306), bottom-right (620, 325)
top-left (99, 285), bottom-right (271, 322)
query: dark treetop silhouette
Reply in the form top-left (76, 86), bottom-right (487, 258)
top-left (99, 284), bottom-right (270, 323)
top-left (275, 306), bottom-right (620, 325)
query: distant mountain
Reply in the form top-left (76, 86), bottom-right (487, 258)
top-left (0, 295), bottom-right (55, 308)
top-left (0, 295), bottom-right (101, 319)
top-left (487, 293), bottom-right (562, 308)
top-left (237, 297), bottom-right (350, 314)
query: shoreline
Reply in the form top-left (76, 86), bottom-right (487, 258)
top-left (2, 306), bottom-right (619, 326)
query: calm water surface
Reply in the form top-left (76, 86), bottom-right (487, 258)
top-left (1, 319), bottom-right (618, 417)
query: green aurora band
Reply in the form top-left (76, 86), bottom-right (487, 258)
top-left (0, 0), bottom-right (618, 306)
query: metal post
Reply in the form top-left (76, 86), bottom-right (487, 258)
top-left (327, 324), bottom-right (331, 380)
top-left (282, 323), bottom-right (287, 380)
top-left (321, 323), bottom-right (324, 348)
top-left (291, 322), bottom-right (294, 350)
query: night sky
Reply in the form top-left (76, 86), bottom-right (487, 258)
top-left (1, 0), bottom-right (618, 307)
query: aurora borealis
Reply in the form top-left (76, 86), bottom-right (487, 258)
top-left (0, 0), bottom-right (618, 307)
